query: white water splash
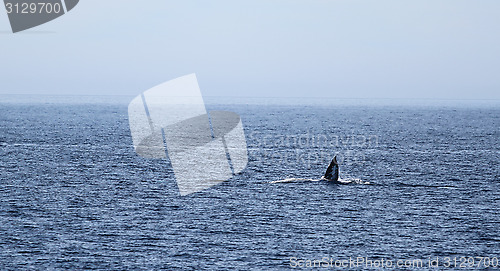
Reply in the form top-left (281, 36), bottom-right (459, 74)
top-left (270, 178), bottom-right (319, 184)
top-left (270, 176), bottom-right (370, 185)
top-left (338, 177), bottom-right (371, 185)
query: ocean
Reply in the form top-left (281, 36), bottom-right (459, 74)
top-left (0, 96), bottom-right (499, 270)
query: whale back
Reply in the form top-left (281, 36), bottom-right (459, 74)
top-left (324, 156), bottom-right (339, 181)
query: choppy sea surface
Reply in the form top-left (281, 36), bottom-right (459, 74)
top-left (0, 96), bottom-right (499, 270)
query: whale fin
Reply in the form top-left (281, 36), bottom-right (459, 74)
top-left (324, 156), bottom-right (339, 181)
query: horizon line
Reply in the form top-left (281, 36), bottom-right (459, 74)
top-left (1, 93), bottom-right (499, 101)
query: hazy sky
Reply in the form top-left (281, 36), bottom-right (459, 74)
top-left (1, 0), bottom-right (499, 99)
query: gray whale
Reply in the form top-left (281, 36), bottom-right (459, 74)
top-left (322, 156), bottom-right (339, 181)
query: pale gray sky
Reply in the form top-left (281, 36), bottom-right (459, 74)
top-left (1, 0), bottom-right (499, 99)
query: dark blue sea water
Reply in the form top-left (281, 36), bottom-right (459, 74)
top-left (0, 97), bottom-right (499, 270)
